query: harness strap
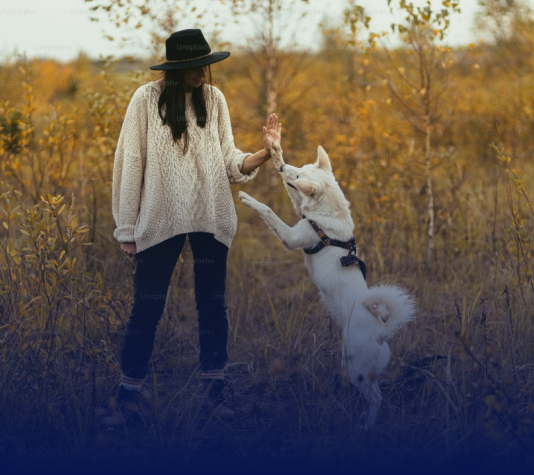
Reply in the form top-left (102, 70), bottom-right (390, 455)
top-left (301, 215), bottom-right (367, 280)
top-left (306, 219), bottom-right (356, 251)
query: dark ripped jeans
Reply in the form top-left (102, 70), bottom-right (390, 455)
top-left (120, 232), bottom-right (229, 380)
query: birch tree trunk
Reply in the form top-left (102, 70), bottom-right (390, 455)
top-left (425, 122), bottom-right (434, 263)
top-left (265, 0), bottom-right (278, 115)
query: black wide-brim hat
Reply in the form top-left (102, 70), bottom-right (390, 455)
top-left (149, 28), bottom-right (230, 70)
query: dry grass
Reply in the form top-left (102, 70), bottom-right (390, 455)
top-left (0, 51), bottom-right (533, 472)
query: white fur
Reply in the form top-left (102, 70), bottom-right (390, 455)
top-left (238, 141), bottom-right (417, 431)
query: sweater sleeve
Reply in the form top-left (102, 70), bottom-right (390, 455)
top-left (112, 86), bottom-right (148, 243)
top-left (216, 88), bottom-right (259, 184)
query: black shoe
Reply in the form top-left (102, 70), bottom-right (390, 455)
top-left (201, 379), bottom-right (235, 418)
top-left (102, 386), bottom-right (153, 427)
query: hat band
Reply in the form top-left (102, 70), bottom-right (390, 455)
top-left (166, 51), bottom-right (213, 63)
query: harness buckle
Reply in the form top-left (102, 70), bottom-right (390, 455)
top-left (340, 254), bottom-right (359, 267)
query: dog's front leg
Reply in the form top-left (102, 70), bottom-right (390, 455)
top-left (268, 141), bottom-right (303, 214)
top-left (269, 140), bottom-right (285, 170)
top-left (238, 191), bottom-right (311, 251)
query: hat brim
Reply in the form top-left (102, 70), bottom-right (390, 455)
top-left (149, 51), bottom-right (230, 70)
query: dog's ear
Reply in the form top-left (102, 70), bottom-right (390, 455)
top-left (316, 145), bottom-right (332, 172)
top-left (295, 178), bottom-right (318, 196)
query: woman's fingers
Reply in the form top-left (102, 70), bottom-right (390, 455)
top-left (272, 114), bottom-right (278, 130)
top-left (266, 113), bottom-right (278, 130)
top-left (264, 114), bottom-right (281, 146)
top-left (265, 128), bottom-right (272, 139)
top-left (266, 114), bottom-right (280, 135)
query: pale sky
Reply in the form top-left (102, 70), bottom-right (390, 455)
top-left (0, 0), bottom-right (488, 64)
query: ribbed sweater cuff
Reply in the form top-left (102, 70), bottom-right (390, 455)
top-left (114, 224), bottom-right (136, 243)
top-left (229, 152), bottom-right (259, 184)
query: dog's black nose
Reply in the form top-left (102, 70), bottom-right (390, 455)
top-left (280, 164), bottom-right (285, 172)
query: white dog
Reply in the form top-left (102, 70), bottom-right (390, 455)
top-left (238, 141), bottom-right (417, 430)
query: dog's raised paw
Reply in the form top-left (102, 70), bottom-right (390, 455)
top-left (238, 191), bottom-right (257, 208)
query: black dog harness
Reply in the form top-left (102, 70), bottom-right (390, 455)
top-left (302, 215), bottom-right (366, 280)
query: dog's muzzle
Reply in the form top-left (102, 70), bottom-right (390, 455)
top-left (279, 164), bottom-right (298, 190)
top-left (286, 182), bottom-right (298, 191)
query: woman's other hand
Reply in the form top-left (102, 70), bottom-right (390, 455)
top-left (262, 113), bottom-right (281, 151)
top-left (121, 242), bottom-right (137, 258)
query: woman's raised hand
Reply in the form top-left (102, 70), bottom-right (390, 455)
top-left (262, 113), bottom-right (282, 151)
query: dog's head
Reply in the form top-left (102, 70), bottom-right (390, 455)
top-left (278, 145), bottom-right (351, 220)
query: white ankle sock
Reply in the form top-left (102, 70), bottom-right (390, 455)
top-left (120, 373), bottom-right (143, 392)
top-left (201, 369), bottom-right (225, 381)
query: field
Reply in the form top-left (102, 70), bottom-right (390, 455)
top-left (1, 8), bottom-right (534, 473)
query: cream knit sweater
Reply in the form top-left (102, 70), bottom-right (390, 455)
top-left (112, 80), bottom-right (259, 253)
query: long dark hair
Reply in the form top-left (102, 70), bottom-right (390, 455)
top-left (156, 65), bottom-right (213, 155)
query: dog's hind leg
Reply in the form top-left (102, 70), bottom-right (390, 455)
top-left (344, 339), bottom-right (389, 431)
top-left (355, 378), bottom-right (382, 431)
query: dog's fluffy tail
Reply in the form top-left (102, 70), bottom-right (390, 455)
top-left (362, 283), bottom-right (417, 340)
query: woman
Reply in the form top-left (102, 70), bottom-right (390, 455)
top-left (104, 29), bottom-right (281, 426)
